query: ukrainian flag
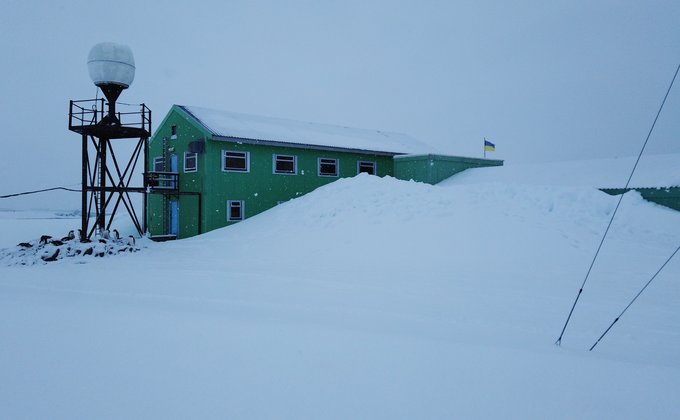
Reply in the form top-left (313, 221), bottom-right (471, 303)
top-left (484, 139), bottom-right (496, 152)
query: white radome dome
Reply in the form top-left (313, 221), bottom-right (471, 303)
top-left (87, 42), bottom-right (135, 88)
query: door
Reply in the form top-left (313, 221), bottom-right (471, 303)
top-left (170, 154), bottom-right (178, 189)
top-left (168, 154), bottom-right (179, 236)
top-left (169, 200), bottom-right (179, 237)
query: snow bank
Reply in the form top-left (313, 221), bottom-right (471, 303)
top-left (1, 173), bottom-right (679, 419)
top-left (445, 153), bottom-right (680, 188)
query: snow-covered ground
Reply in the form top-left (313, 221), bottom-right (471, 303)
top-left (448, 152), bottom-right (680, 188)
top-left (0, 210), bottom-right (81, 249)
top-left (1, 158), bottom-right (679, 419)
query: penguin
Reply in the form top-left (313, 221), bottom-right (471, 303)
top-left (18, 242), bottom-right (33, 248)
top-left (112, 229), bottom-right (120, 241)
top-left (39, 235), bottom-right (52, 245)
top-left (50, 240), bottom-right (65, 246)
top-left (98, 239), bottom-right (107, 244)
top-left (127, 235), bottom-right (136, 247)
top-left (61, 230), bottom-right (75, 242)
top-left (41, 248), bottom-right (60, 262)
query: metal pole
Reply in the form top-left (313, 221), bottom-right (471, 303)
top-left (99, 137), bottom-right (107, 233)
top-left (143, 136), bottom-right (148, 235)
top-left (81, 133), bottom-right (88, 241)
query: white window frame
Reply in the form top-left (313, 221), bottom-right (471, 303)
top-left (273, 154), bottom-right (297, 175)
top-left (222, 150), bottom-right (250, 173)
top-left (184, 152), bottom-right (197, 173)
top-left (357, 160), bottom-right (376, 175)
top-left (153, 156), bottom-right (165, 172)
top-left (318, 157), bottom-right (339, 177)
top-left (226, 200), bottom-right (245, 222)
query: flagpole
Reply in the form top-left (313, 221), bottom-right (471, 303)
top-left (483, 137), bottom-right (486, 159)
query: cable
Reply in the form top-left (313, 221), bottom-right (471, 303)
top-left (0, 186), bottom-right (81, 199)
top-left (555, 61), bottom-right (680, 346)
top-left (589, 243), bottom-right (680, 351)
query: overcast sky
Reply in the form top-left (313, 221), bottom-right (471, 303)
top-left (1, 0), bottom-right (679, 209)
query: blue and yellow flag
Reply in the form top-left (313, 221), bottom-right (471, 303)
top-left (484, 139), bottom-right (496, 152)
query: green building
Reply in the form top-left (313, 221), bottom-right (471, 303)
top-left (146, 105), bottom-right (503, 239)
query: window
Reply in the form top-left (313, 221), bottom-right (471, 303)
top-left (318, 158), bottom-right (338, 177)
top-left (222, 150), bottom-right (249, 172)
top-left (171, 125), bottom-right (177, 139)
top-left (357, 161), bottom-right (376, 175)
top-left (153, 156), bottom-right (165, 172)
top-left (227, 200), bottom-right (244, 221)
top-left (184, 152), bottom-right (197, 173)
top-left (273, 154), bottom-right (297, 174)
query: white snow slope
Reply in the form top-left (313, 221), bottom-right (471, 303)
top-left (1, 164), bottom-right (679, 419)
top-left (448, 153), bottom-right (680, 188)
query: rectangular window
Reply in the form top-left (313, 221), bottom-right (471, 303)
top-left (222, 150), bottom-right (249, 172)
top-left (357, 161), bottom-right (376, 175)
top-left (171, 125), bottom-right (177, 139)
top-left (184, 152), bottom-right (197, 173)
top-left (153, 156), bottom-right (165, 172)
top-left (227, 200), bottom-right (244, 222)
top-left (273, 154), bottom-right (297, 174)
top-left (318, 158), bottom-right (338, 177)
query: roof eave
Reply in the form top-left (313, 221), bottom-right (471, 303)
top-left (212, 135), bottom-right (403, 157)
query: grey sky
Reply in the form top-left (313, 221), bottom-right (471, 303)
top-left (1, 0), bottom-right (679, 209)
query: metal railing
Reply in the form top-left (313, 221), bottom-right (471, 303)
top-left (144, 172), bottom-right (179, 192)
top-left (69, 98), bottom-right (105, 129)
top-left (69, 99), bottom-right (151, 132)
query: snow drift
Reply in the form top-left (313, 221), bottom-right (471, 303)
top-left (1, 167), bottom-right (679, 419)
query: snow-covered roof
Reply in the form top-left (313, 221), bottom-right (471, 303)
top-left (443, 153), bottom-right (680, 188)
top-left (179, 105), bottom-right (434, 155)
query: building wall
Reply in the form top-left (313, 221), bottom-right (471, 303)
top-left (147, 107), bottom-right (211, 238)
top-left (394, 154), bottom-right (504, 185)
top-left (600, 187), bottom-right (680, 212)
top-left (147, 106), bottom-right (394, 239)
top-left (201, 140), bottom-right (394, 235)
